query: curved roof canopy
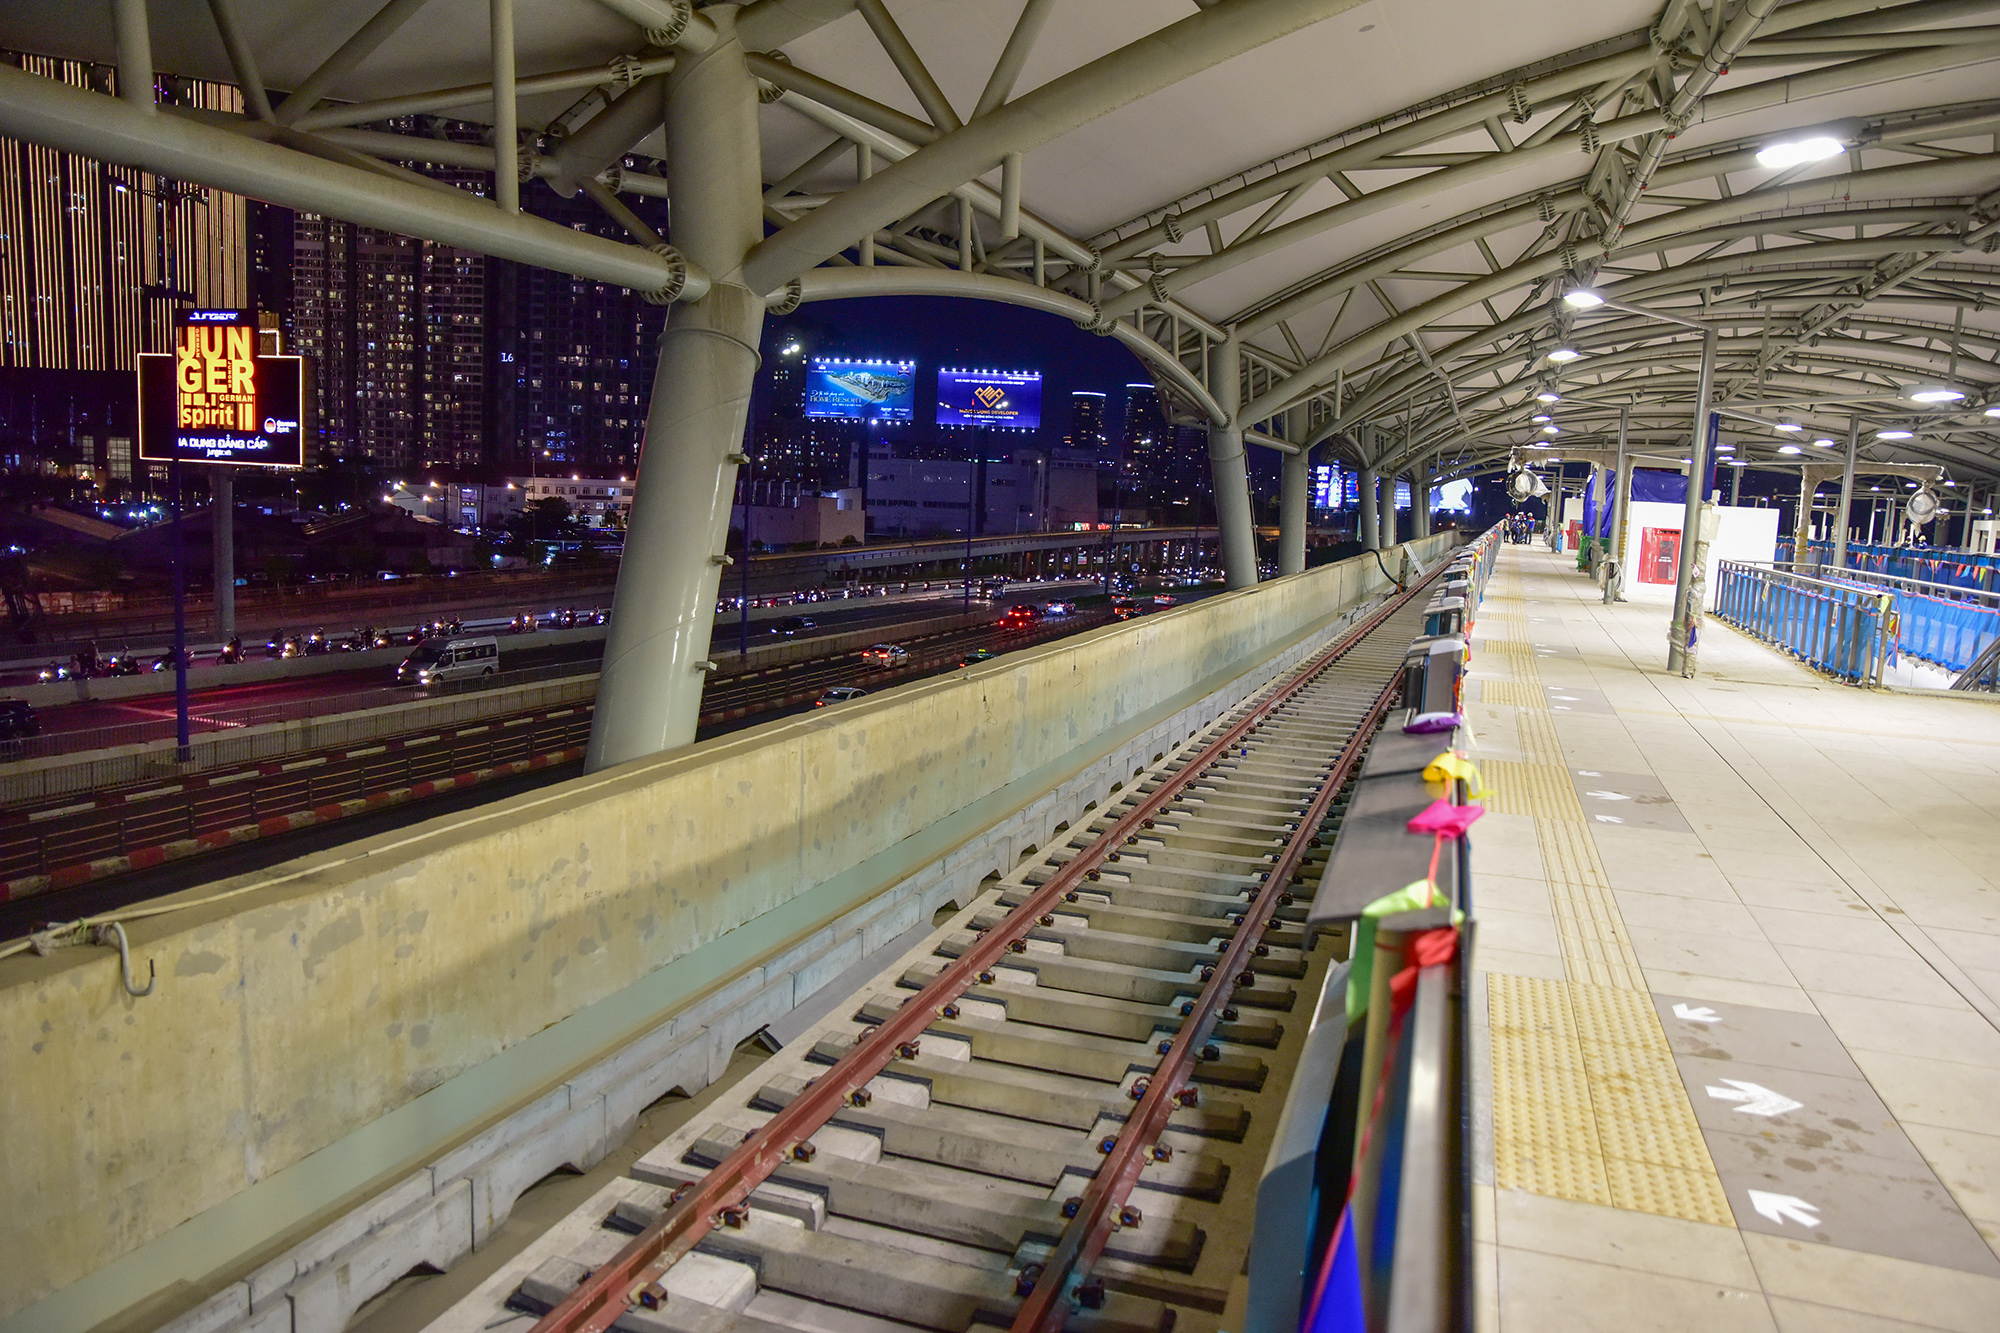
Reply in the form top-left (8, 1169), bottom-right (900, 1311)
top-left (3, 0), bottom-right (1998, 481)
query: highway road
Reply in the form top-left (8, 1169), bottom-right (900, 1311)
top-left (0, 589), bottom-right (1208, 933)
top-left (15, 585), bottom-right (1093, 752)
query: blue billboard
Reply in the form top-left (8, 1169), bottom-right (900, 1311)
top-left (805, 357), bottom-right (916, 421)
top-left (937, 367), bottom-right (1042, 430)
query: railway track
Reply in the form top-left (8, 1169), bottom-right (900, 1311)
top-left (419, 578), bottom-right (1438, 1333)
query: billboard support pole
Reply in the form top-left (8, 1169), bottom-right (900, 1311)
top-left (211, 467), bottom-right (235, 640)
top-left (170, 453), bottom-right (192, 763)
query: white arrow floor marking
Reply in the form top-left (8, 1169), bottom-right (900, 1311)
top-left (1584, 790), bottom-right (1631, 801)
top-left (1748, 1191), bottom-right (1821, 1228)
top-left (1593, 814), bottom-right (1625, 824)
top-left (1706, 1079), bottom-right (1803, 1117)
top-left (1673, 1003), bottom-right (1721, 1024)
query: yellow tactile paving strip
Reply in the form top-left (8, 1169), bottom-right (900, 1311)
top-left (1474, 679), bottom-right (1545, 711)
top-left (1477, 573), bottom-right (1732, 1225)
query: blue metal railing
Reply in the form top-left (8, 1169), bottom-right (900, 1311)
top-left (1802, 541), bottom-right (2000, 594)
top-left (1763, 558), bottom-right (2000, 676)
top-left (1712, 561), bottom-right (1891, 683)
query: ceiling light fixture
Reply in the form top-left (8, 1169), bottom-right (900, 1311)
top-left (1542, 425), bottom-right (1560, 435)
top-left (1774, 420), bottom-right (1803, 432)
top-left (1562, 289), bottom-right (1605, 309)
top-left (1876, 429), bottom-right (1914, 440)
top-left (1811, 438), bottom-right (1836, 448)
top-left (1531, 413), bottom-right (1552, 423)
top-left (1546, 347), bottom-right (1582, 362)
top-left (1778, 444), bottom-right (1802, 455)
top-left (1755, 133), bottom-right (1844, 169)
top-left (1907, 385), bottom-right (1965, 404)
top-left (1986, 406), bottom-right (2000, 418)
top-left (1536, 389), bottom-right (1561, 403)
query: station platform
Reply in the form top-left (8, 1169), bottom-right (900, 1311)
top-left (1466, 543), bottom-right (2000, 1331)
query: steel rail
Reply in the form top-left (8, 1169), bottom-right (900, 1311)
top-left (1012, 619), bottom-right (1409, 1330)
top-left (527, 571), bottom-right (1438, 1333)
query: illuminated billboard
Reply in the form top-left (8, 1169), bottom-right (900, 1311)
top-left (937, 367), bottom-right (1042, 430)
top-left (1310, 467), bottom-right (1414, 508)
top-left (1312, 463), bottom-right (1341, 508)
top-left (804, 357), bottom-right (915, 422)
top-left (138, 309), bottom-right (305, 468)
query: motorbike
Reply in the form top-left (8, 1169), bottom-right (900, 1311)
top-left (217, 637), bottom-right (244, 666)
top-left (149, 646), bottom-right (191, 673)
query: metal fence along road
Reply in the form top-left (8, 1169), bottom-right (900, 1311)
top-left (0, 708), bottom-right (595, 890)
top-left (1713, 561), bottom-right (1892, 684)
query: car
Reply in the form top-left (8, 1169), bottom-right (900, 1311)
top-left (396, 636), bottom-right (500, 687)
top-left (959, 647), bottom-right (997, 667)
top-left (999, 604), bottom-right (1042, 631)
top-left (1113, 603), bottom-right (1147, 621)
top-left (1042, 600), bottom-right (1074, 617)
top-left (0, 698), bottom-right (39, 740)
top-left (814, 686), bottom-right (867, 706)
top-left (772, 616), bottom-right (817, 636)
top-left (862, 643), bottom-right (910, 667)
top-left (1151, 593), bottom-right (1179, 607)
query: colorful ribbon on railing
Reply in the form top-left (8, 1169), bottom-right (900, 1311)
top-left (1303, 924), bottom-right (1462, 1333)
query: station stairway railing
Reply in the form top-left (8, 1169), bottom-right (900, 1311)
top-left (1723, 558), bottom-right (2000, 684)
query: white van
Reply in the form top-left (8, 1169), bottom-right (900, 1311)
top-left (397, 636), bottom-right (500, 687)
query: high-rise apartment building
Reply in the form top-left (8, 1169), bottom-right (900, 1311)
top-left (1121, 382), bottom-right (1166, 454)
top-left (1067, 391), bottom-right (1108, 457)
top-left (0, 52), bottom-right (249, 482)
top-left (487, 181), bottom-right (670, 477)
top-left (0, 53), bottom-right (250, 374)
top-left (285, 119), bottom-right (488, 474)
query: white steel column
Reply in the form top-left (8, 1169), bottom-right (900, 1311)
top-left (1359, 458), bottom-right (1379, 551)
top-left (1413, 460), bottom-right (1431, 538)
top-left (1207, 333), bottom-right (1259, 589)
top-left (1832, 416), bottom-right (1859, 569)
top-left (1379, 470), bottom-right (1397, 548)
top-left (491, 0), bottom-right (518, 213)
top-left (1605, 404), bottom-right (1630, 604)
top-left (113, 0), bottom-right (154, 110)
top-left (1279, 443), bottom-right (1309, 575)
top-left (1667, 327), bottom-right (1718, 676)
top-left (587, 9), bottom-right (765, 771)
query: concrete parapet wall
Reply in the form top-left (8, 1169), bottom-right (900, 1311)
top-left (0, 536), bottom-right (1453, 1329)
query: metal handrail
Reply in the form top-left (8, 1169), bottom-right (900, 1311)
top-left (1765, 560), bottom-right (2000, 608)
top-left (1712, 561), bottom-right (1891, 685)
top-left (1953, 634), bottom-right (2000, 692)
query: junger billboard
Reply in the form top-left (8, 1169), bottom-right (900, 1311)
top-left (937, 367), bottom-right (1041, 430)
top-left (138, 309), bottom-right (305, 468)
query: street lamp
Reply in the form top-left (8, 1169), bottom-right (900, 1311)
top-left (1563, 286), bottom-right (1719, 676)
